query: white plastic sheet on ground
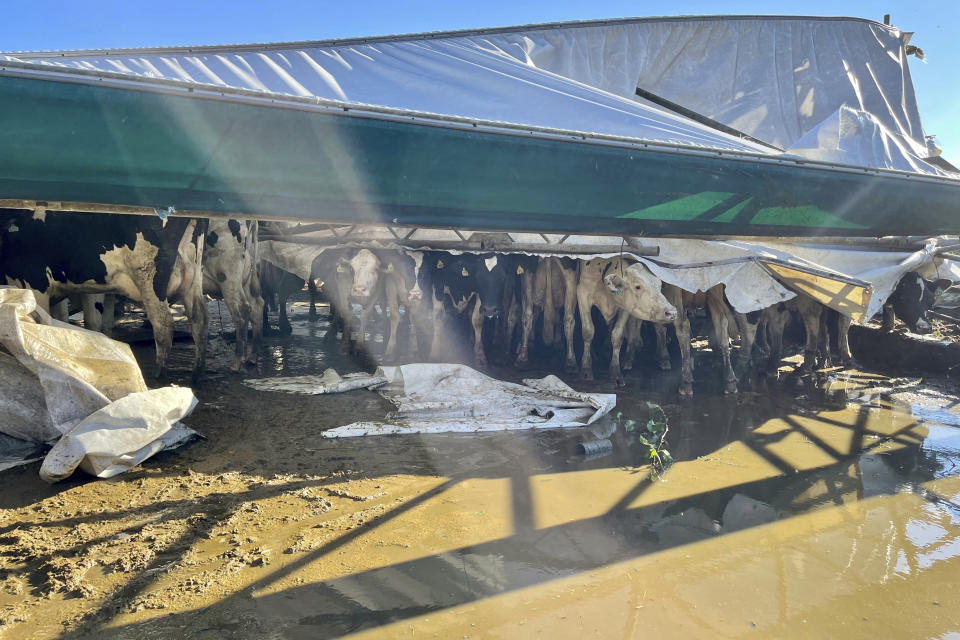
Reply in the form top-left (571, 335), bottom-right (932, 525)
top-left (245, 364), bottom-right (615, 437)
top-left (244, 368), bottom-right (388, 395)
top-left (0, 288), bottom-right (199, 482)
top-left (333, 363), bottom-right (614, 437)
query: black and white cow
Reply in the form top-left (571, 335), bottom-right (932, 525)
top-left (759, 272), bottom-right (952, 372)
top-left (882, 272), bottom-right (952, 334)
top-left (576, 257), bottom-right (677, 386)
top-left (0, 209), bottom-right (208, 380)
top-left (202, 219), bottom-right (263, 371)
top-left (418, 252), bottom-right (508, 367)
top-left (259, 261), bottom-right (305, 335)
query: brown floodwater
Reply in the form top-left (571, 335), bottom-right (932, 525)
top-left (1, 300), bottom-right (959, 639)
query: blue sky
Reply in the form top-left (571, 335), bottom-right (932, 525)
top-left (3, 0), bottom-right (958, 163)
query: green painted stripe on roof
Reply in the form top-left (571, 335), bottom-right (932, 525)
top-left (711, 196), bottom-right (754, 223)
top-left (750, 205), bottom-right (868, 229)
top-left (619, 192), bottom-right (736, 220)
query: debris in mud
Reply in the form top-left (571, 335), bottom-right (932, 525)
top-left (324, 487), bottom-right (386, 502)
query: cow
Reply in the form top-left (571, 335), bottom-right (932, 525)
top-left (576, 257), bottom-right (677, 386)
top-left (881, 272), bottom-right (952, 334)
top-left (506, 256), bottom-right (578, 371)
top-left (202, 219), bottom-right (263, 371)
top-left (657, 284), bottom-right (740, 396)
top-left (259, 261), bottom-right (305, 334)
top-left (377, 250), bottom-right (421, 362)
top-left (310, 248), bottom-right (383, 349)
top-left (0, 209), bottom-right (208, 381)
top-left (418, 252), bottom-right (508, 367)
top-left (759, 272), bottom-right (952, 372)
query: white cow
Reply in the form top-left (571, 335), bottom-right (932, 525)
top-left (576, 257), bottom-right (677, 386)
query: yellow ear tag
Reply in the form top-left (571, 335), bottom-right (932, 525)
top-left (461, 267), bottom-right (469, 277)
top-left (385, 263), bottom-right (394, 273)
top-left (516, 265), bottom-right (524, 275)
top-left (437, 260), bottom-right (444, 269)
top-left (336, 264), bottom-right (345, 273)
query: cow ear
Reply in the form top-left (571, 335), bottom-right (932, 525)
top-left (604, 273), bottom-right (625, 296)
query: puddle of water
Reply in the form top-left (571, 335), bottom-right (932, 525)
top-left (3, 300), bottom-right (960, 639)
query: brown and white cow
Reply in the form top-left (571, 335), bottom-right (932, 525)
top-left (508, 256), bottom-right (579, 371)
top-left (576, 257), bottom-right (677, 386)
top-left (659, 284), bottom-right (740, 396)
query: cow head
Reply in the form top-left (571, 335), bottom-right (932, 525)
top-left (603, 261), bottom-right (677, 323)
top-left (475, 254), bottom-right (507, 319)
top-left (406, 251), bottom-right (424, 303)
top-left (890, 272), bottom-right (952, 334)
top-left (349, 249), bottom-right (380, 300)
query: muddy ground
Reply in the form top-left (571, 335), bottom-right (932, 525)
top-left (2, 300), bottom-right (960, 639)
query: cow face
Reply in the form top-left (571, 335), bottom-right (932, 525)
top-left (406, 251), bottom-right (424, 303)
top-left (349, 249), bottom-right (380, 300)
top-left (890, 273), bottom-right (952, 334)
top-left (604, 262), bottom-right (677, 323)
top-left (475, 254), bottom-right (507, 319)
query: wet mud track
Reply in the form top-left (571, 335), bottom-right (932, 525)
top-left (2, 301), bottom-right (960, 638)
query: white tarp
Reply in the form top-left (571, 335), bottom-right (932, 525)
top-left (245, 364), bottom-right (615, 437)
top-left (259, 224), bottom-right (959, 319)
top-left (5, 16), bottom-right (951, 174)
top-left (0, 288), bottom-right (198, 481)
top-left (2, 36), bottom-right (768, 155)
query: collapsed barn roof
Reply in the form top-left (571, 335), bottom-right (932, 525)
top-left (4, 14), bottom-right (945, 174)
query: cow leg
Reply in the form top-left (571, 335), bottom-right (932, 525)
top-left (308, 280), bottom-right (319, 322)
top-left (100, 295), bottom-right (116, 338)
top-left (755, 314), bottom-right (770, 357)
top-left (561, 262), bottom-right (578, 372)
top-left (383, 279), bottom-right (402, 362)
top-left (139, 290), bottom-right (175, 379)
top-left (406, 302), bottom-right (421, 359)
top-left (515, 269), bottom-right (535, 368)
top-left (818, 311), bottom-right (832, 368)
top-left (49, 297), bottom-right (69, 322)
top-left (795, 298), bottom-right (821, 372)
top-left (471, 295), bottom-right (487, 368)
top-left (654, 323), bottom-right (671, 370)
top-left (621, 318), bottom-right (642, 371)
top-left (609, 312), bottom-right (630, 387)
top-left (708, 288), bottom-right (737, 394)
top-left (666, 286), bottom-right (694, 396)
top-left (837, 314), bottom-right (855, 367)
top-left (542, 259), bottom-right (557, 347)
top-left (428, 298), bottom-right (445, 361)
top-left (763, 306), bottom-right (790, 373)
top-left (881, 304), bottom-right (896, 332)
top-left (505, 295), bottom-right (520, 355)
top-left (247, 289), bottom-right (263, 365)
top-left (578, 296), bottom-right (595, 381)
top-left (734, 311), bottom-right (759, 369)
top-left (82, 293), bottom-right (105, 333)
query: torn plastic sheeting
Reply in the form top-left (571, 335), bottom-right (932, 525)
top-left (0, 288), bottom-right (200, 482)
top-left (13, 17), bottom-right (946, 174)
top-left (322, 363), bottom-right (616, 437)
top-left (40, 387), bottom-right (198, 482)
top-left (0, 287), bottom-right (148, 435)
top-left (244, 369), bottom-right (388, 395)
